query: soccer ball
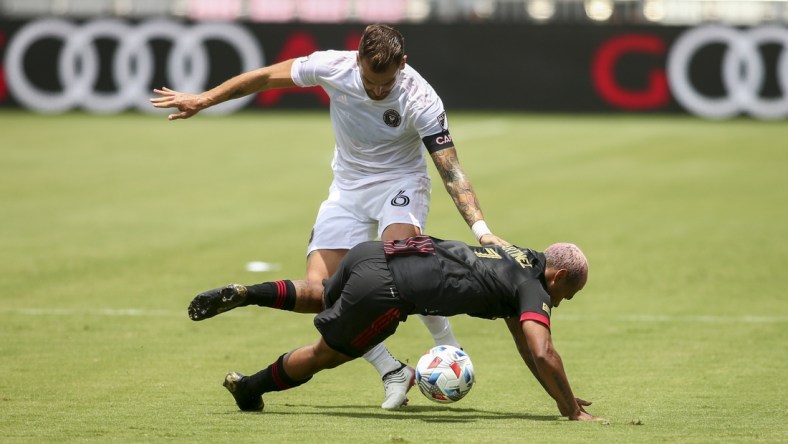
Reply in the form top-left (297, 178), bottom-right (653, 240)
top-left (415, 345), bottom-right (475, 403)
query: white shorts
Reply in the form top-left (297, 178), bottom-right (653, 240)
top-left (307, 176), bottom-right (431, 255)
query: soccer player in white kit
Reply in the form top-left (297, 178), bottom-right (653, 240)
top-left (151, 24), bottom-right (509, 409)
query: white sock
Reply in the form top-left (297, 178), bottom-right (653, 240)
top-left (363, 342), bottom-right (401, 377)
top-left (418, 315), bottom-right (461, 348)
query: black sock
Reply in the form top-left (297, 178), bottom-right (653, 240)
top-left (244, 280), bottom-right (297, 310)
top-left (246, 354), bottom-right (312, 395)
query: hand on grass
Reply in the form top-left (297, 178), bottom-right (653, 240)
top-left (572, 411), bottom-right (605, 421)
top-left (561, 398), bottom-right (604, 421)
top-left (576, 397), bottom-right (592, 412)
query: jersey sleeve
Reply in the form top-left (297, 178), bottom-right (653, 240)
top-left (516, 279), bottom-right (553, 329)
top-left (413, 90), bottom-right (453, 153)
top-left (290, 50), bottom-right (339, 88)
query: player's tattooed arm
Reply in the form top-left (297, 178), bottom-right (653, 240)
top-left (430, 148), bottom-right (510, 246)
top-left (430, 147), bottom-right (485, 227)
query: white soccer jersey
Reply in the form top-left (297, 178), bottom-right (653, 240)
top-left (291, 50), bottom-right (450, 189)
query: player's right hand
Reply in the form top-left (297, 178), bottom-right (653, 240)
top-left (479, 233), bottom-right (510, 247)
top-left (149, 87), bottom-right (205, 120)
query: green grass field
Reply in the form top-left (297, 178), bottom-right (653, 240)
top-left (1, 110), bottom-right (786, 443)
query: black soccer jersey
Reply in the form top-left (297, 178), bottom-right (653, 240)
top-left (383, 236), bottom-right (553, 329)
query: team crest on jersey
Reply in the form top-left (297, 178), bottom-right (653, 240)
top-left (383, 109), bottom-right (402, 127)
top-left (437, 111), bottom-right (448, 130)
top-left (542, 303), bottom-right (551, 317)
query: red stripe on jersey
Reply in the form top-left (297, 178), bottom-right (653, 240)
top-left (520, 312), bottom-right (550, 329)
top-left (383, 236), bottom-right (435, 255)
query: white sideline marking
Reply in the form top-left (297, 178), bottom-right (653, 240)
top-left (0, 308), bottom-right (785, 323)
top-left (0, 308), bottom-right (185, 317)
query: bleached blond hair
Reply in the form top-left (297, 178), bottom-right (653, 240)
top-left (543, 243), bottom-right (588, 287)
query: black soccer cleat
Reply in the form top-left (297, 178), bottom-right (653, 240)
top-left (223, 371), bottom-right (264, 412)
top-left (188, 284), bottom-right (248, 321)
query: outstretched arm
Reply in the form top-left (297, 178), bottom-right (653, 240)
top-left (150, 59), bottom-right (297, 120)
top-left (505, 318), bottom-right (550, 391)
top-left (430, 146), bottom-right (509, 246)
top-left (506, 318), bottom-right (599, 420)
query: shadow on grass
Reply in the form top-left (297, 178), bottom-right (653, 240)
top-left (221, 403), bottom-right (558, 422)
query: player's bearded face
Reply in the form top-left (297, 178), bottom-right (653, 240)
top-left (358, 56), bottom-right (403, 100)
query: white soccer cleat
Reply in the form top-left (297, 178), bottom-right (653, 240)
top-left (381, 364), bottom-right (415, 410)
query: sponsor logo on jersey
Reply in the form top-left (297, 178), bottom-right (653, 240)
top-left (383, 109), bottom-right (402, 127)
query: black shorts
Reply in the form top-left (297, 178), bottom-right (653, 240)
top-left (314, 242), bottom-right (414, 358)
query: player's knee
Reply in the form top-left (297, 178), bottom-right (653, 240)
top-left (315, 339), bottom-right (352, 369)
top-left (302, 280), bottom-right (324, 299)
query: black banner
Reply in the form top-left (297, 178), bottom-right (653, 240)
top-left (1, 19), bottom-right (786, 119)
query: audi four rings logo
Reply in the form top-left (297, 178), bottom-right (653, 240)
top-left (668, 25), bottom-right (788, 120)
top-left (4, 19), bottom-right (264, 114)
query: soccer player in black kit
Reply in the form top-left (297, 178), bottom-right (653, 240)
top-left (188, 236), bottom-right (601, 421)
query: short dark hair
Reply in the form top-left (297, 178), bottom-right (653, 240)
top-left (358, 24), bottom-right (405, 73)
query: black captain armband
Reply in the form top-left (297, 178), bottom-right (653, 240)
top-left (423, 130), bottom-right (454, 153)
